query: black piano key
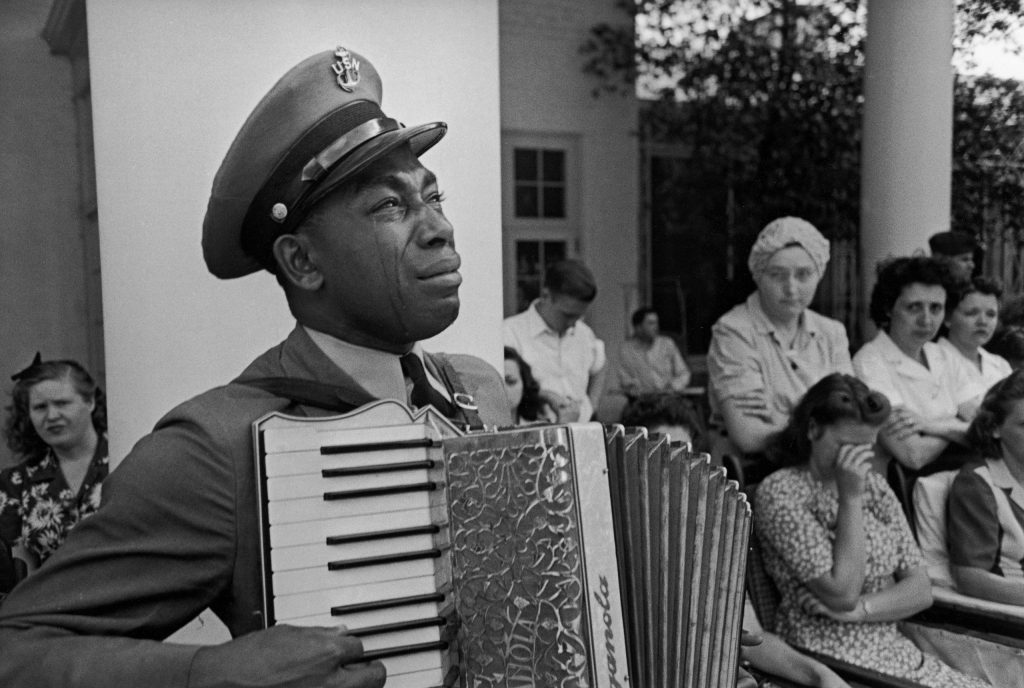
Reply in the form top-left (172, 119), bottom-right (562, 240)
top-left (347, 615), bottom-right (447, 638)
top-left (332, 591), bottom-right (446, 616)
top-left (323, 482), bottom-right (438, 501)
top-left (326, 523), bottom-right (442, 546)
top-left (327, 547), bottom-right (443, 571)
top-left (361, 640), bottom-right (449, 662)
top-left (322, 459), bottom-right (435, 478)
top-left (321, 438), bottom-right (440, 455)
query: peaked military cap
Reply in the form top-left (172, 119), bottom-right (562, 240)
top-left (928, 231), bottom-right (979, 257)
top-left (203, 46), bottom-right (447, 279)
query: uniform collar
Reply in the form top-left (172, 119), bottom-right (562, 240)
top-left (978, 344), bottom-right (1005, 371)
top-left (937, 336), bottom-right (981, 369)
top-left (985, 457), bottom-right (1024, 510)
top-left (746, 292), bottom-right (816, 337)
top-left (303, 326), bottom-right (449, 403)
top-left (872, 327), bottom-right (937, 376)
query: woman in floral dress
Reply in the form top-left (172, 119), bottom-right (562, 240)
top-left (754, 373), bottom-right (989, 687)
top-left (0, 356), bottom-right (108, 572)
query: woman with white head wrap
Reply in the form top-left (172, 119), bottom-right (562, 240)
top-left (707, 217), bottom-right (853, 483)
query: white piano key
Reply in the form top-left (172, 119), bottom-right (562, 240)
top-left (263, 446), bottom-right (439, 478)
top-left (266, 468), bottom-right (433, 501)
top-left (267, 491), bottom-right (433, 524)
top-left (272, 557), bottom-right (437, 594)
top-left (271, 533), bottom-right (439, 571)
top-left (379, 650), bottom-right (445, 679)
top-left (268, 506), bottom-right (443, 547)
top-left (380, 666), bottom-right (447, 688)
top-left (262, 423), bottom-right (436, 455)
top-left (273, 575), bottom-right (442, 619)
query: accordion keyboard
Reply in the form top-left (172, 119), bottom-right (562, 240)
top-left (258, 421), bottom-right (457, 688)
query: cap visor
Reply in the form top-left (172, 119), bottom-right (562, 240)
top-left (306, 120), bottom-right (446, 208)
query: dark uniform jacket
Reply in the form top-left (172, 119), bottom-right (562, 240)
top-left (0, 326), bottom-right (511, 688)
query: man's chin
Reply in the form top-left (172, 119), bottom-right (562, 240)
top-left (408, 299), bottom-right (460, 341)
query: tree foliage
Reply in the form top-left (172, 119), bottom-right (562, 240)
top-left (952, 73), bottom-right (1024, 242)
top-left (582, 0), bottom-right (1024, 273)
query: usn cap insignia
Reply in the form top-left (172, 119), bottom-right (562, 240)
top-left (331, 46), bottom-right (360, 92)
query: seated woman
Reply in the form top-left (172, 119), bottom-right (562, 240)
top-left (938, 276), bottom-right (1011, 392)
top-left (853, 256), bottom-right (985, 473)
top-left (947, 369), bottom-right (1024, 605)
top-left (755, 373), bottom-right (988, 687)
top-left (502, 346), bottom-right (554, 425)
top-left (707, 217), bottom-right (852, 484)
top-left (0, 356), bottom-right (108, 572)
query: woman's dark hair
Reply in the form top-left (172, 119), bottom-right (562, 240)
top-left (621, 393), bottom-right (703, 443)
top-left (966, 369), bottom-right (1024, 458)
top-left (3, 360), bottom-right (106, 458)
top-left (772, 374), bottom-right (891, 467)
top-left (868, 255), bottom-right (952, 329)
top-left (621, 393), bottom-right (697, 430)
top-left (503, 347), bottom-right (544, 421)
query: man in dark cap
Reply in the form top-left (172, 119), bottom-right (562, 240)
top-left (928, 230), bottom-right (981, 282)
top-left (0, 46), bottom-right (510, 687)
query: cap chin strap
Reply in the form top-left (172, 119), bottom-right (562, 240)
top-left (301, 116), bottom-right (402, 183)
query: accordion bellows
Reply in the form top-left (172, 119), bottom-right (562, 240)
top-left (254, 400), bottom-right (749, 687)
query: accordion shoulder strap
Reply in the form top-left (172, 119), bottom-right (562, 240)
top-left (426, 353), bottom-right (485, 430)
top-left (236, 376), bottom-right (372, 414)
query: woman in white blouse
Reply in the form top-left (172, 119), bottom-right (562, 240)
top-left (938, 276), bottom-right (1012, 394)
top-left (853, 257), bottom-right (984, 473)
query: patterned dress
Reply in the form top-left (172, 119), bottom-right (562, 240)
top-left (755, 467), bottom-right (989, 688)
top-left (0, 438), bottom-right (108, 564)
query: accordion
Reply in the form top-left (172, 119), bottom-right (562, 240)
top-left (253, 400), bottom-right (750, 687)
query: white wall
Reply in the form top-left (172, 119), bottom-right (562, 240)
top-left (500, 0), bottom-right (640, 420)
top-left (0, 0), bottom-right (89, 467)
top-left (87, 0), bottom-right (503, 464)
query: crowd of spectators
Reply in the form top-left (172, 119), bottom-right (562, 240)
top-left (501, 223), bottom-right (1024, 686)
top-left (7, 213), bottom-right (1018, 687)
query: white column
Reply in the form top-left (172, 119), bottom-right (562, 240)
top-left (860, 0), bottom-right (955, 324)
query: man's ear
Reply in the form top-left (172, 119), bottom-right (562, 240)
top-left (272, 233), bottom-right (323, 291)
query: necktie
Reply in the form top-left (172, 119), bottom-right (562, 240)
top-left (400, 353), bottom-right (455, 417)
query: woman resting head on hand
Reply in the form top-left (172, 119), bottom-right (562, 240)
top-left (1, 356), bottom-right (108, 569)
top-left (754, 373), bottom-right (989, 687)
top-left (948, 369), bottom-right (1024, 606)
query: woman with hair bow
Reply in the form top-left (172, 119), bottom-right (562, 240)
top-left (0, 355), bottom-right (108, 573)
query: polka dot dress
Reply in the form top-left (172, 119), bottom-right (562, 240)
top-left (755, 467), bottom-right (989, 688)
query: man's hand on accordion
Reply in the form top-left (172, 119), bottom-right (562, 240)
top-left (188, 624), bottom-right (386, 688)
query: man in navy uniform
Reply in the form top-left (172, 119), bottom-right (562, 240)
top-left (0, 46), bottom-right (510, 688)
